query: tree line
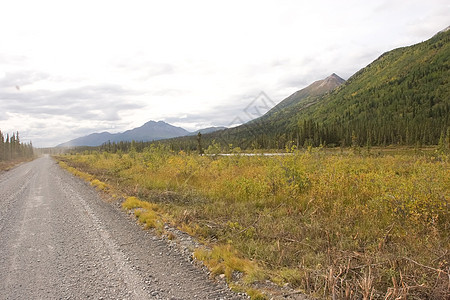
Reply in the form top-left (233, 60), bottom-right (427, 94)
top-left (0, 130), bottom-right (34, 161)
top-left (68, 122), bottom-right (449, 157)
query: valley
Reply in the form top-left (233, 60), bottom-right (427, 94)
top-left (1, 17), bottom-right (449, 300)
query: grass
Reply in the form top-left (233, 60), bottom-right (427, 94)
top-left (193, 245), bottom-right (265, 284)
top-left (0, 157), bottom-right (34, 171)
top-left (55, 147), bottom-right (449, 299)
top-left (122, 196), bottom-right (164, 230)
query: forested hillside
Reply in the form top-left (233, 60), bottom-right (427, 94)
top-left (294, 29), bottom-right (450, 147)
top-left (208, 73), bottom-right (346, 149)
top-left (233, 29), bottom-right (450, 149)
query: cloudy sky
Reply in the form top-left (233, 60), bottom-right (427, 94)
top-left (0, 0), bottom-right (448, 147)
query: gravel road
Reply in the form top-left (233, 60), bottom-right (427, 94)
top-left (0, 156), bottom-right (242, 299)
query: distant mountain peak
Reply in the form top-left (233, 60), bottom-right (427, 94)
top-left (320, 73), bottom-right (345, 87)
top-left (328, 73), bottom-right (344, 80)
top-left (56, 121), bottom-right (226, 147)
top-left (265, 73), bottom-right (346, 114)
top-left (304, 73), bottom-right (345, 94)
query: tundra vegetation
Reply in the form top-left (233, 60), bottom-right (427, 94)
top-left (57, 144), bottom-right (449, 299)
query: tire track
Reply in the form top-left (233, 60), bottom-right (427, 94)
top-left (57, 178), bottom-right (151, 299)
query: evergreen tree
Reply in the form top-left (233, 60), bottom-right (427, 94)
top-left (0, 130), bottom-right (34, 162)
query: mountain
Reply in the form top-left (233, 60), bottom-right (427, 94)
top-left (268, 73), bottom-right (345, 113)
top-left (57, 121), bottom-right (226, 147)
top-left (119, 121), bottom-right (189, 142)
top-left (194, 73), bottom-right (346, 149)
top-left (293, 28), bottom-right (450, 147)
top-left (177, 27), bottom-right (449, 150)
top-left (57, 121), bottom-right (189, 147)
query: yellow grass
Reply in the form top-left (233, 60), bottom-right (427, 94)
top-left (55, 148), bottom-right (449, 299)
top-left (122, 196), bottom-right (164, 230)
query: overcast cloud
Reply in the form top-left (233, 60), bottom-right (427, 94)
top-left (0, 0), bottom-right (448, 147)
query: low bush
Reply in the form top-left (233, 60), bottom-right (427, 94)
top-left (56, 149), bottom-right (449, 299)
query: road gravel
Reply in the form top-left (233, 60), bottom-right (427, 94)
top-left (0, 156), bottom-right (242, 299)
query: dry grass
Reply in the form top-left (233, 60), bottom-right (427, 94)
top-left (55, 148), bottom-right (449, 299)
top-left (0, 157), bottom-right (34, 171)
